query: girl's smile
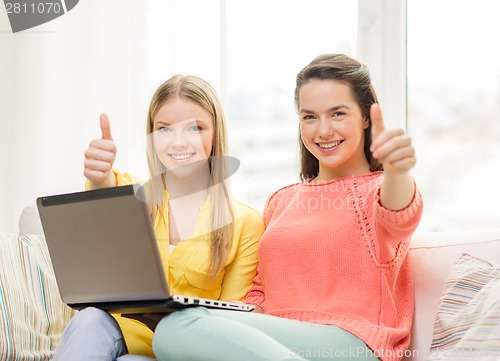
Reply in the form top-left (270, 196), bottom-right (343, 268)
top-left (169, 152), bottom-right (196, 163)
top-left (316, 139), bottom-right (344, 152)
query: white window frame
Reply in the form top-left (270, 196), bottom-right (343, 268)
top-left (357, 0), bottom-right (407, 130)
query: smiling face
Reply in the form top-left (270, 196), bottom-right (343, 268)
top-left (152, 97), bottom-right (214, 178)
top-left (298, 79), bottom-right (370, 180)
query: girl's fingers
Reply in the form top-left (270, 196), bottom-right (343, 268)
top-left (88, 138), bottom-right (117, 153)
top-left (83, 169), bottom-right (110, 183)
top-left (386, 156), bottom-right (417, 172)
top-left (377, 146), bottom-right (415, 164)
top-left (84, 158), bottom-right (113, 173)
top-left (85, 146), bottom-right (116, 164)
top-left (372, 133), bottom-right (411, 160)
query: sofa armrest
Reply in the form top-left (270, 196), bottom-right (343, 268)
top-left (19, 204), bottom-right (44, 236)
top-left (405, 229), bottom-right (500, 361)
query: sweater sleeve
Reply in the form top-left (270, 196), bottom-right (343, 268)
top-left (244, 264), bottom-right (265, 307)
top-left (372, 181), bottom-right (423, 266)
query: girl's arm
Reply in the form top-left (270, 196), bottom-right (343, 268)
top-left (218, 207), bottom-right (264, 301)
top-left (370, 104), bottom-right (416, 211)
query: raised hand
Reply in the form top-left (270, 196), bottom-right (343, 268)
top-left (369, 104), bottom-right (416, 210)
top-left (369, 104), bottom-right (416, 175)
top-left (83, 114), bottom-right (117, 188)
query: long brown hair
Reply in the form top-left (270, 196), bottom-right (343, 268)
top-left (294, 54), bottom-right (383, 180)
top-left (146, 75), bottom-right (234, 276)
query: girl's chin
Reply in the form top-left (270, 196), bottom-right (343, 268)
top-left (165, 161), bottom-right (209, 177)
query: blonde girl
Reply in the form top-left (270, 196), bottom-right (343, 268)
top-left (54, 75), bottom-right (264, 360)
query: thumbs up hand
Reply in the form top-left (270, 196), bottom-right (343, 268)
top-left (369, 104), bottom-right (416, 175)
top-left (100, 113), bottom-right (113, 141)
top-left (83, 114), bottom-right (117, 188)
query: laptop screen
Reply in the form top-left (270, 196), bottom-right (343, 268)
top-left (37, 185), bottom-right (170, 305)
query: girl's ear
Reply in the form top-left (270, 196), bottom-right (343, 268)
top-left (363, 116), bottom-right (370, 130)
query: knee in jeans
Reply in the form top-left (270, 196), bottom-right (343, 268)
top-left (69, 307), bottom-right (112, 330)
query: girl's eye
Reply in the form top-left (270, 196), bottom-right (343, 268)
top-left (189, 125), bottom-right (203, 132)
top-left (302, 115), bottom-right (316, 121)
top-left (332, 111), bottom-right (345, 118)
top-left (158, 127), bottom-right (172, 132)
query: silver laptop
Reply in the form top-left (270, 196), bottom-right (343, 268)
top-left (36, 185), bottom-right (254, 314)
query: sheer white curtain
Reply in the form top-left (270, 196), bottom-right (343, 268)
top-left (1, 0), bottom-right (154, 232)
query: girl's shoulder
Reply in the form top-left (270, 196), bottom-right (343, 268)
top-left (231, 199), bottom-right (263, 222)
top-left (265, 181), bottom-right (303, 202)
top-left (232, 199), bottom-right (259, 214)
top-left (261, 181), bottom-right (304, 223)
top-left (230, 199), bottom-right (265, 236)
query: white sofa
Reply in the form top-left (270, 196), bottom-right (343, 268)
top-left (2, 205), bottom-right (500, 360)
top-left (405, 230), bottom-right (500, 361)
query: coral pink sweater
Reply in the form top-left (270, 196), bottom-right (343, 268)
top-left (245, 172), bottom-right (423, 361)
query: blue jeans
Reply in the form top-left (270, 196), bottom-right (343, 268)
top-left (54, 307), bottom-right (156, 361)
top-left (152, 307), bottom-right (381, 361)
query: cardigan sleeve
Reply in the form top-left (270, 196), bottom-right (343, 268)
top-left (219, 206), bottom-right (264, 301)
top-left (85, 168), bottom-right (139, 190)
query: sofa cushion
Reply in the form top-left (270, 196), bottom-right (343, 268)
top-left (426, 253), bottom-right (500, 361)
top-left (0, 232), bottom-right (75, 360)
top-left (406, 230), bottom-right (500, 361)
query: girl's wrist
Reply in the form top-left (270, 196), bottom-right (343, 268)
top-left (252, 304), bottom-right (264, 313)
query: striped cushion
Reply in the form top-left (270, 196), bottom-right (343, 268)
top-left (0, 233), bottom-right (75, 360)
top-left (427, 253), bottom-right (500, 360)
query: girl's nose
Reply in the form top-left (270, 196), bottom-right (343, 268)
top-left (171, 131), bottom-right (188, 147)
top-left (318, 118), bottom-right (334, 139)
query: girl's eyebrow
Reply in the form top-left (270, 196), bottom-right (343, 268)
top-left (299, 105), bottom-right (350, 114)
top-left (154, 118), bottom-right (210, 126)
top-left (194, 118), bottom-right (210, 125)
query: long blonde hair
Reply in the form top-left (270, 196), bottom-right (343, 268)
top-left (145, 75), bottom-right (234, 276)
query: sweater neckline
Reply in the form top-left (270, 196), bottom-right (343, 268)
top-left (303, 171), bottom-right (383, 187)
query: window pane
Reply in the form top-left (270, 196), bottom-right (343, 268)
top-left (408, 0), bottom-right (500, 230)
top-left (226, 0), bottom-right (358, 210)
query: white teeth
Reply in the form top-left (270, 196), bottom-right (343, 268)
top-left (318, 140), bottom-right (342, 149)
top-left (170, 153), bottom-right (193, 160)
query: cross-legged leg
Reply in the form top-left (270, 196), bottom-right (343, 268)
top-left (152, 307), bottom-right (380, 361)
top-left (54, 307), bottom-right (128, 361)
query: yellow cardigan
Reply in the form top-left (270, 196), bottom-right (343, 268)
top-left (88, 171), bottom-right (264, 357)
